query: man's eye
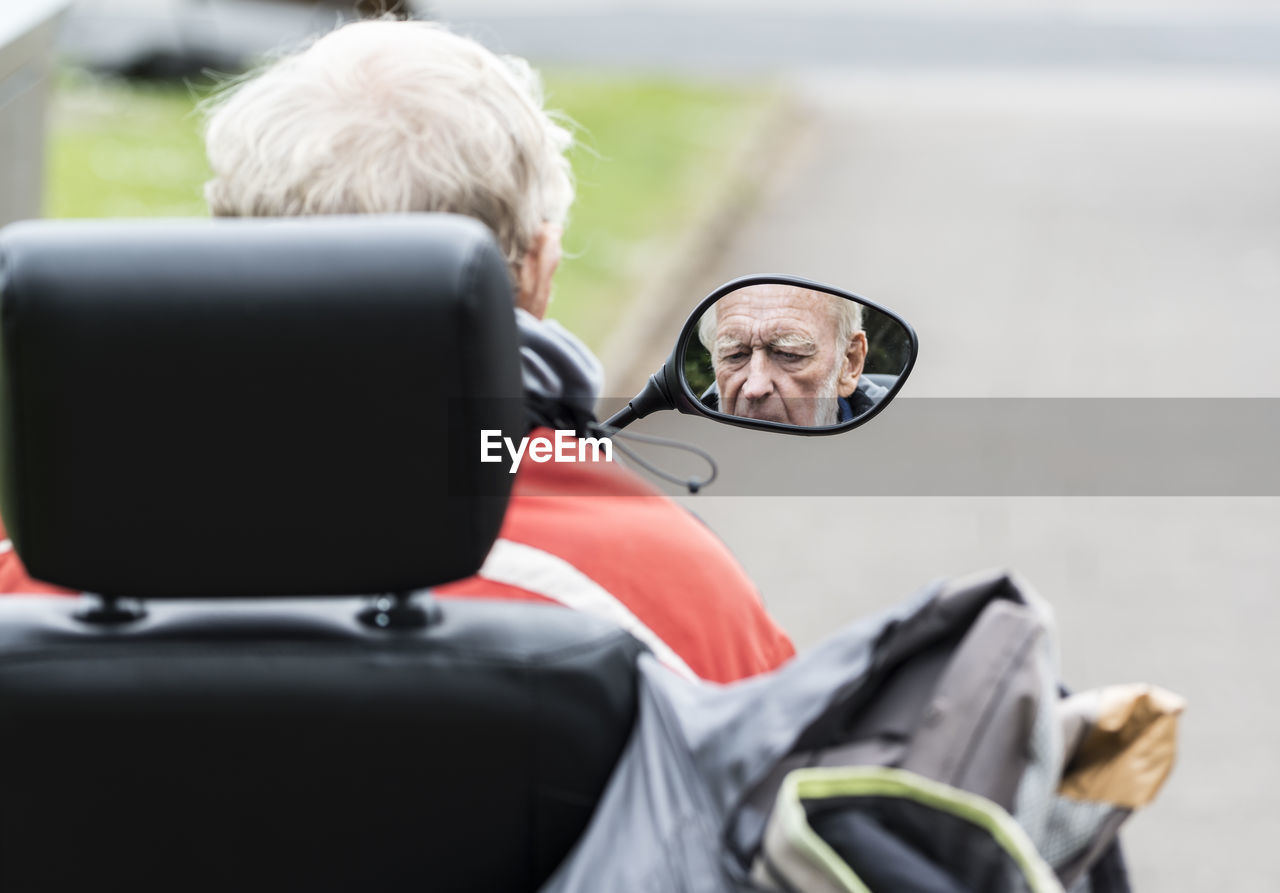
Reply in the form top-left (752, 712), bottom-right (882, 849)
top-left (773, 350), bottom-right (805, 361)
top-left (723, 350), bottom-right (749, 362)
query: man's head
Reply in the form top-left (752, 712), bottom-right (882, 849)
top-left (698, 284), bottom-right (867, 427)
top-left (203, 20), bottom-right (573, 317)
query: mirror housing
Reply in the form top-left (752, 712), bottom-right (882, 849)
top-left (604, 275), bottom-right (918, 435)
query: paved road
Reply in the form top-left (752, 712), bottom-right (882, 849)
top-left (61, 1), bottom-right (1280, 75)
top-left (615, 69), bottom-right (1280, 891)
top-left (442, 10), bottom-right (1280, 73)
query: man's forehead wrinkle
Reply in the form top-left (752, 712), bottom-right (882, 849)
top-left (718, 290), bottom-right (838, 337)
top-left (716, 312), bottom-right (830, 348)
top-left (715, 319), bottom-right (818, 348)
top-left (733, 283), bottom-right (817, 304)
top-left (718, 307), bottom-right (825, 329)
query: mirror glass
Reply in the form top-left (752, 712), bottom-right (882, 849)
top-left (681, 281), bottom-right (913, 430)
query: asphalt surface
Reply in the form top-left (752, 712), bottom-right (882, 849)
top-left (630, 69), bottom-right (1280, 891)
top-left (444, 10), bottom-right (1280, 73)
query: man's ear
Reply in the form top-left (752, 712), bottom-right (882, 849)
top-left (516, 223), bottom-right (562, 319)
top-left (837, 331), bottom-right (868, 398)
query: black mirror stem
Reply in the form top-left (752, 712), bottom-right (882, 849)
top-left (601, 367), bottom-right (676, 431)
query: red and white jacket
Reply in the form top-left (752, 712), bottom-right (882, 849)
top-left (438, 431), bottom-right (795, 682)
top-left (0, 435), bottom-right (794, 683)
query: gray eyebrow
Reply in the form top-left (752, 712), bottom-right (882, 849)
top-left (767, 332), bottom-right (817, 351)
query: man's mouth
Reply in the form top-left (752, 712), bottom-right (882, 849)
top-left (739, 403), bottom-right (790, 424)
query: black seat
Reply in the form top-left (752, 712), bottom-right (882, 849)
top-left (0, 215), bottom-right (642, 892)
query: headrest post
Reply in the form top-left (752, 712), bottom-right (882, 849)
top-left (75, 594), bottom-right (147, 626)
top-left (358, 591), bottom-right (441, 631)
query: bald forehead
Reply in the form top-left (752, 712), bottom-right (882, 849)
top-left (716, 284), bottom-right (841, 330)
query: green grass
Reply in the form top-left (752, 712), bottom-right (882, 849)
top-left (46, 74), bottom-right (213, 218)
top-left (45, 70), bottom-right (772, 349)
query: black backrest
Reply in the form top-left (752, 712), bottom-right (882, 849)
top-left (0, 214), bottom-right (521, 596)
top-left (0, 216), bottom-right (642, 892)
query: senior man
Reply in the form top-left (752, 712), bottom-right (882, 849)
top-left (196, 20), bottom-right (793, 681)
top-left (698, 283), bottom-right (887, 427)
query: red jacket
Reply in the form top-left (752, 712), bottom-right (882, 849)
top-left (0, 538), bottom-right (68, 596)
top-left (0, 436), bottom-right (794, 683)
top-left (437, 434), bottom-right (795, 682)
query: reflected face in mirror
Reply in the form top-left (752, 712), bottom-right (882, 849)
top-left (696, 284), bottom-right (867, 427)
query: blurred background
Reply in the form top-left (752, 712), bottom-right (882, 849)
top-left (4, 0), bottom-right (1280, 888)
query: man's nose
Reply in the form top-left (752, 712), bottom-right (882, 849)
top-left (740, 351), bottom-right (773, 401)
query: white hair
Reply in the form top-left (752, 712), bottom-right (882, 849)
top-left (202, 20), bottom-right (574, 278)
top-left (697, 286), bottom-right (863, 355)
top-left (810, 358), bottom-right (843, 427)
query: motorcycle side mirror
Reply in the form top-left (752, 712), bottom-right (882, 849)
top-left (603, 275), bottom-right (918, 434)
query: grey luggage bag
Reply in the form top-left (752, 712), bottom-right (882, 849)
top-left (541, 571), bottom-right (1182, 893)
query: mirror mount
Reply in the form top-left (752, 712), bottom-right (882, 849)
top-left (601, 368), bottom-right (678, 431)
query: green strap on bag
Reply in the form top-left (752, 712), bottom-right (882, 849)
top-left (753, 767), bottom-right (1065, 893)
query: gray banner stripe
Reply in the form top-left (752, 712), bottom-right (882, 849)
top-left (605, 398), bottom-right (1280, 496)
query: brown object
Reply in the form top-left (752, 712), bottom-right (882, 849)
top-left (1059, 683), bottom-right (1187, 809)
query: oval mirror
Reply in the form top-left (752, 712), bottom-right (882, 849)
top-left (678, 278), bottom-right (916, 433)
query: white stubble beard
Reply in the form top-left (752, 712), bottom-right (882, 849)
top-left (809, 362), bottom-right (843, 427)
